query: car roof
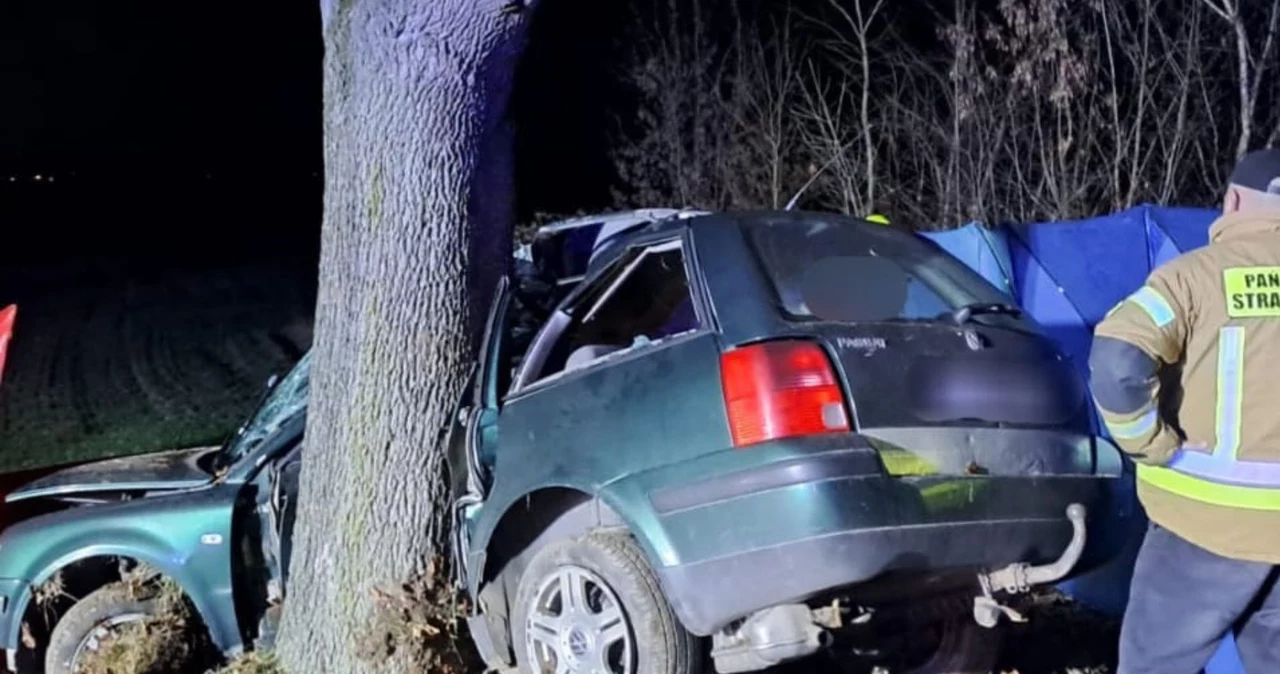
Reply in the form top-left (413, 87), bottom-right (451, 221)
top-left (526, 208), bottom-right (708, 285)
top-left (533, 208), bottom-right (908, 284)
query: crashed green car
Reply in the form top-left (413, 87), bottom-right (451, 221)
top-left (0, 209), bottom-right (1135, 674)
top-left (0, 351), bottom-right (308, 673)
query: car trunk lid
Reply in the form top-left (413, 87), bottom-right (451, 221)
top-left (821, 321), bottom-right (1088, 431)
top-left (737, 214), bottom-right (1097, 477)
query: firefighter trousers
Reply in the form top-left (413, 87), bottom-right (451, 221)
top-left (1119, 522), bottom-right (1280, 674)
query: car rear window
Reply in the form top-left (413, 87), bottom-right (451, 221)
top-left (744, 216), bottom-right (1032, 330)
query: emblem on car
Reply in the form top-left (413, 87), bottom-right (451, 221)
top-left (963, 329), bottom-right (987, 351)
top-left (835, 336), bottom-right (886, 354)
top-left (201, 534), bottom-right (224, 546)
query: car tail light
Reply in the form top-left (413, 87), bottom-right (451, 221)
top-left (720, 340), bottom-right (850, 447)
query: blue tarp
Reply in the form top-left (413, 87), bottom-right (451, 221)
top-left (921, 204), bottom-right (1249, 673)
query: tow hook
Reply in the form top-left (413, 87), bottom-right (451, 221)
top-left (972, 503), bottom-right (1087, 628)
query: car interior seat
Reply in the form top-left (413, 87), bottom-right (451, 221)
top-left (657, 297), bottom-right (697, 337)
top-left (565, 344), bottom-right (625, 371)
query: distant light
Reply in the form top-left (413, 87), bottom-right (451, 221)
top-left (47, 176), bottom-right (55, 183)
top-left (33, 175), bottom-right (42, 182)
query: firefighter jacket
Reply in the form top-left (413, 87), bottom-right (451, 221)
top-left (1091, 209), bottom-right (1280, 563)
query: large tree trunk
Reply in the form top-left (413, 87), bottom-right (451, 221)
top-left (277, 1), bottom-right (536, 672)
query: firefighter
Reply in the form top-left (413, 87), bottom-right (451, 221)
top-left (1090, 148), bottom-right (1280, 674)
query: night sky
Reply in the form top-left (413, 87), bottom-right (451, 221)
top-left (0, 0), bottom-right (628, 277)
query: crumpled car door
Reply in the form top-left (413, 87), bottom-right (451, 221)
top-left (267, 443), bottom-right (302, 592)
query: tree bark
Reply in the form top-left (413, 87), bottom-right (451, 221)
top-left (277, 1), bottom-right (536, 672)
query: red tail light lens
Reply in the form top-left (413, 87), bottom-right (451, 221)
top-left (720, 340), bottom-right (850, 447)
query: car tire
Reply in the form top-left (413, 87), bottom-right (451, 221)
top-left (44, 582), bottom-right (155, 674)
top-left (901, 615), bottom-right (1003, 674)
top-left (511, 532), bottom-right (703, 674)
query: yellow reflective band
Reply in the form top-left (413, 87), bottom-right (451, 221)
top-left (1137, 464), bottom-right (1280, 511)
top-left (1103, 408), bottom-right (1157, 440)
top-left (1215, 326), bottom-right (1245, 460)
top-left (1128, 286), bottom-right (1175, 327)
top-left (1224, 267), bottom-right (1280, 318)
top-left (878, 448), bottom-right (939, 476)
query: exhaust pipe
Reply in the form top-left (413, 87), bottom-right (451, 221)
top-left (973, 503), bottom-right (1086, 627)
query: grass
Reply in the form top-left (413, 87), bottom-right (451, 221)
top-left (76, 579), bottom-right (221, 674)
top-left (356, 556), bottom-right (482, 674)
top-left (0, 261), bottom-right (313, 472)
top-left (213, 652), bottom-right (285, 674)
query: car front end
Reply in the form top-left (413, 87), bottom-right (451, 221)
top-left (0, 448), bottom-right (245, 672)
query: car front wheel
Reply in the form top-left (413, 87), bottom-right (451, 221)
top-left (511, 532), bottom-right (703, 674)
top-left (45, 582), bottom-right (155, 674)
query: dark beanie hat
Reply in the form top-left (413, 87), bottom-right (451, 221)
top-left (1230, 148), bottom-right (1280, 194)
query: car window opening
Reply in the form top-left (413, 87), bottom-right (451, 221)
top-left (534, 242), bottom-right (700, 381)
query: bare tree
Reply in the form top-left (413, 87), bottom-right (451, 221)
top-left (612, 0), bottom-right (816, 212)
top-left (276, 1), bottom-right (538, 673)
top-left (611, 0), bottom-right (1269, 229)
top-left (1200, 0), bottom-right (1280, 157)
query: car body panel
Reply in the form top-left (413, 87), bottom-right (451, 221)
top-left (464, 329), bottom-right (729, 592)
top-left (455, 209), bottom-right (1137, 643)
top-left (0, 484), bottom-right (244, 654)
top-left (4, 446), bottom-right (217, 503)
top-left (0, 365), bottom-right (309, 667)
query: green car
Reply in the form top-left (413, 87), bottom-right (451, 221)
top-left (447, 210), bottom-right (1131, 674)
top-left (0, 351), bottom-right (309, 674)
top-left (0, 210), bottom-right (1133, 674)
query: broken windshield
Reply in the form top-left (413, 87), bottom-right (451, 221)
top-left (218, 350), bottom-right (311, 470)
top-left (744, 216), bottom-right (1035, 332)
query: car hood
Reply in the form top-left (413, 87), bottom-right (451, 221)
top-left (4, 446), bottom-right (218, 503)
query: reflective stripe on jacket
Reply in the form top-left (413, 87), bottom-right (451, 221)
top-left (1092, 210), bottom-right (1280, 562)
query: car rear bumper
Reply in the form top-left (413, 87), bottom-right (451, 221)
top-left (659, 514), bottom-right (1096, 635)
top-left (644, 446), bottom-right (1134, 635)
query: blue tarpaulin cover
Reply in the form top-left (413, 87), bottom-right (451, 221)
top-left (921, 204), bottom-right (1247, 673)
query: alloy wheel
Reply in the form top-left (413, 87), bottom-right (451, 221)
top-left (71, 612), bottom-right (148, 668)
top-left (524, 564), bottom-right (635, 674)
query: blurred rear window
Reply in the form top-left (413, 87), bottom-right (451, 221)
top-left (742, 216), bottom-right (1029, 330)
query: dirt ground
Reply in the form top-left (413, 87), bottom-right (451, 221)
top-left (992, 592), bottom-right (1119, 674)
top-left (93, 588), bottom-right (1121, 674)
top-left (773, 591), bottom-right (1119, 674)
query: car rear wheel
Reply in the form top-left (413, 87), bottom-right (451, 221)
top-left (45, 582), bottom-right (155, 674)
top-left (843, 613), bottom-right (1002, 674)
top-left (900, 616), bottom-right (1002, 674)
top-left (511, 532), bottom-right (703, 674)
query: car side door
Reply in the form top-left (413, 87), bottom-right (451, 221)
top-left (446, 275), bottom-right (513, 587)
top-left (269, 440), bottom-right (303, 589)
top-left (485, 234), bottom-right (727, 508)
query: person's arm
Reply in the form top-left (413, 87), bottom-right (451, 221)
top-left (1089, 267), bottom-right (1193, 465)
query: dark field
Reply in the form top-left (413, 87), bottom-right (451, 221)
top-left (0, 258), bottom-right (314, 471)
